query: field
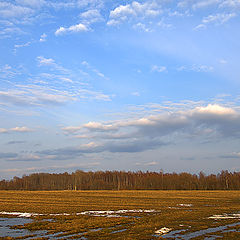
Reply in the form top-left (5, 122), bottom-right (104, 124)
top-left (0, 190), bottom-right (239, 239)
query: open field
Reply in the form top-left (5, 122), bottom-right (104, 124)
top-left (0, 190), bottom-right (239, 239)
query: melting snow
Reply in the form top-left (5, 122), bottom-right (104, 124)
top-left (209, 213), bottom-right (240, 219)
top-left (155, 227), bottom-right (172, 235)
top-left (0, 209), bottom-right (156, 218)
top-left (178, 204), bottom-right (193, 207)
top-left (78, 209), bottom-right (156, 217)
top-left (0, 212), bottom-right (43, 218)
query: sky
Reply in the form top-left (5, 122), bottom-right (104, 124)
top-left (0, 0), bottom-right (240, 179)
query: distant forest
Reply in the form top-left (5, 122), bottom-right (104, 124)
top-left (0, 170), bottom-right (240, 191)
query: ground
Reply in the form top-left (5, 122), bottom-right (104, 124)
top-left (0, 190), bottom-right (239, 239)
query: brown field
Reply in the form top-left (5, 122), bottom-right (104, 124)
top-left (0, 190), bottom-right (239, 239)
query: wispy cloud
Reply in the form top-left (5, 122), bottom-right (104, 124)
top-left (195, 13), bottom-right (236, 29)
top-left (220, 152), bottom-right (240, 159)
top-left (81, 60), bottom-right (108, 79)
top-left (0, 126), bottom-right (32, 134)
top-left (6, 140), bottom-right (26, 145)
top-left (39, 33), bottom-right (47, 42)
top-left (177, 64), bottom-right (214, 72)
top-left (151, 65), bottom-right (167, 73)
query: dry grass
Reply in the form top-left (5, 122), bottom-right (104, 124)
top-left (0, 190), bottom-right (239, 239)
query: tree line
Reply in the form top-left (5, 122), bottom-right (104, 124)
top-left (0, 170), bottom-right (239, 190)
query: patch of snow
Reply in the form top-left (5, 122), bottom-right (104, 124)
top-left (77, 209), bottom-right (156, 217)
top-left (178, 204), bottom-right (193, 207)
top-left (209, 213), bottom-right (240, 219)
top-left (49, 213), bottom-right (70, 216)
top-left (0, 209), bottom-right (156, 219)
top-left (155, 227), bottom-right (172, 235)
top-left (0, 212), bottom-right (42, 218)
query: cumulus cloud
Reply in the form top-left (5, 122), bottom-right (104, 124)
top-left (55, 23), bottom-right (89, 35)
top-left (37, 138), bottom-right (167, 160)
top-left (40, 103), bottom-right (240, 160)
top-left (192, 104), bottom-right (236, 115)
top-left (80, 9), bottom-right (103, 24)
top-left (62, 104), bottom-right (240, 151)
top-left (109, 1), bottom-right (162, 25)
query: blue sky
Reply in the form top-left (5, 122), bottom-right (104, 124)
top-left (1, 0), bottom-right (240, 179)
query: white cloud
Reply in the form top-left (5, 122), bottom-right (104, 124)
top-left (0, 86), bottom-right (77, 107)
top-left (0, 126), bottom-right (32, 133)
top-left (84, 122), bottom-right (117, 131)
top-left (16, 0), bottom-right (46, 8)
top-left (131, 92), bottom-right (140, 96)
top-left (107, 19), bottom-right (121, 26)
top-left (61, 103), bottom-right (240, 154)
top-left (192, 64), bottom-right (214, 72)
top-left (37, 56), bottom-right (55, 66)
top-left (36, 56), bottom-right (68, 73)
top-left (81, 60), bottom-right (108, 79)
top-left (178, 0), bottom-right (220, 9)
top-left (0, 128), bottom-right (8, 133)
top-left (220, 0), bottom-right (240, 9)
top-left (151, 65), bottom-right (167, 72)
top-left (0, 2), bottom-right (34, 18)
top-left (157, 19), bottom-right (172, 29)
top-left (10, 126), bottom-right (32, 132)
top-left (80, 9), bottom-right (103, 24)
top-left (14, 42), bottom-right (31, 49)
top-left (202, 13), bottom-right (236, 24)
top-left (55, 23), bottom-right (89, 35)
top-left (78, 89), bottom-right (111, 101)
top-left (133, 22), bottom-right (152, 32)
top-left (219, 59), bottom-right (228, 64)
top-left (109, 1), bottom-right (162, 25)
top-left (0, 64), bottom-right (21, 79)
top-left (192, 104), bottom-right (236, 115)
top-left (192, 0), bottom-right (221, 10)
top-left (39, 33), bottom-right (47, 42)
top-left (195, 12), bottom-right (236, 29)
top-left (177, 64), bottom-right (214, 72)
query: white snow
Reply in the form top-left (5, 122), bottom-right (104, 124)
top-left (155, 227), bottom-right (172, 235)
top-left (209, 213), bottom-right (240, 219)
top-left (178, 204), bottom-right (193, 207)
top-left (0, 211), bottom-right (42, 218)
top-left (0, 209), bottom-right (156, 218)
top-left (77, 209), bottom-right (156, 217)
